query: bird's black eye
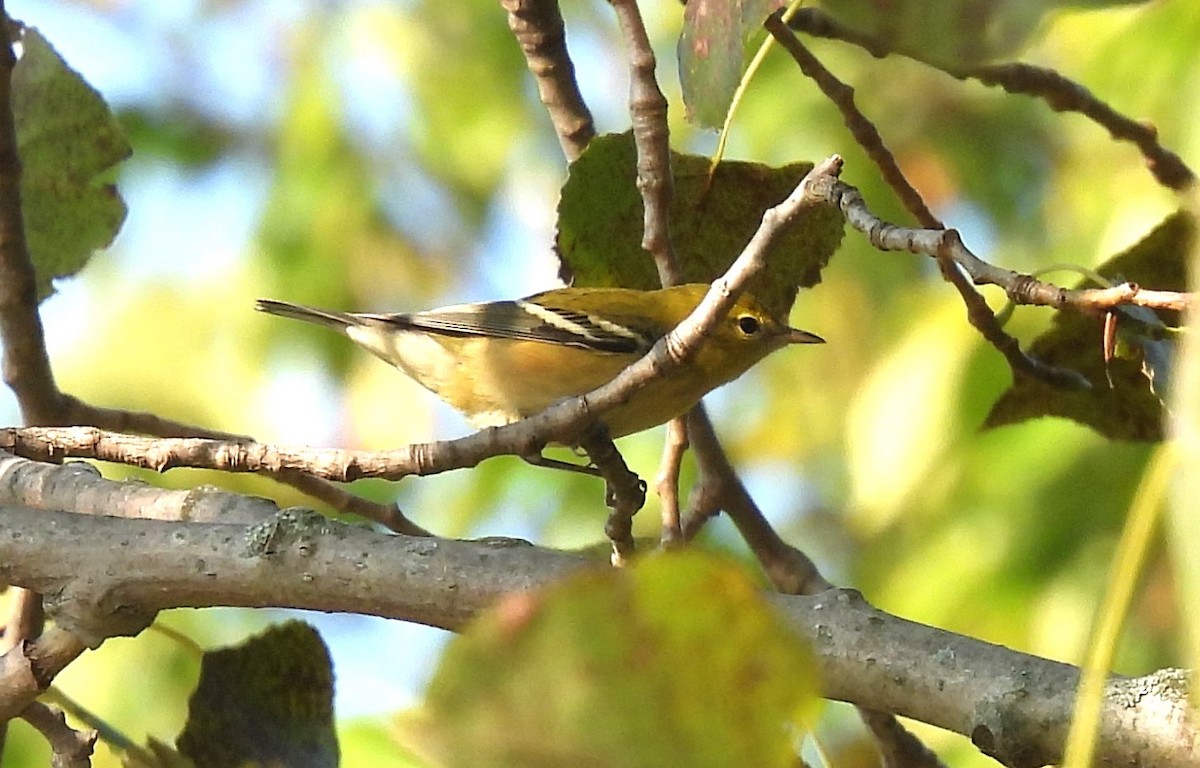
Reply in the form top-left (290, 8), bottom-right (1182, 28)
top-left (736, 315), bottom-right (761, 336)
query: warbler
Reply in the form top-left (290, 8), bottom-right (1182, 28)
top-left (255, 284), bottom-right (823, 440)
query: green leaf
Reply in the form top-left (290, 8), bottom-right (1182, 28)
top-left (401, 551), bottom-right (822, 768)
top-left (556, 132), bottom-right (843, 317)
top-left (12, 26), bottom-right (130, 300)
top-left (986, 211), bottom-right (1192, 441)
top-left (175, 621), bottom-right (339, 768)
top-left (678, 0), bottom-right (785, 129)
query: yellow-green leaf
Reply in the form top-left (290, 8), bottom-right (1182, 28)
top-left (400, 551), bottom-right (821, 768)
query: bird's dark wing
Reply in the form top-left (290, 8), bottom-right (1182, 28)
top-left (360, 300), bottom-right (655, 354)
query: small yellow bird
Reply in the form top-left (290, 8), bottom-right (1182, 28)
top-left (256, 284), bottom-right (823, 440)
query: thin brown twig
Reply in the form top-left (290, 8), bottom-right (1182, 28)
top-left (967, 62), bottom-right (1194, 191)
top-left (0, 10), bottom-right (60, 425)
top-left (0, 15), bottom-right (425, 537)
top-left (786, 7), bottom-right (1195, 192)
top-left (858, 707), bottom-right (946, 768)
top-left (279, 470), bottom-right (429, 536)
top-left (1, 15), bottom-right (428, 530)
top-left (933, 235), bottom-right (1089, 388)
top-left (0, 587), bottom-right (43, 756)
top-left (685, 407), bottom-right (831, 595)
top-left (578, 424), bottom-right (645, 565)
top-left (820, 178), bottom-right (1188, 335)
top-left (59, 395), bottom-right (430, 535)
top-left (0, 626), bottom-right (87, 723)
top-left (18, 701), bottom-right (96, 768)
top-left (727, 29), bottom-right (955, 760)
top-left (0, 588), bottom-right (42, 650)
top-left (655, 416), bottom-right (687, 546)
top-left (607, 0), bottom-right (693, 544)
top-left (0, 12), bottom-right (56, 754)
top-left (765, 13), bottom-right (1094, 389)
top-left (499, 0), bottom-right (595, 162)
top-left (765, 12), bottom-right (939, 228)
top-left (607, 0), bottom-right (681, 287)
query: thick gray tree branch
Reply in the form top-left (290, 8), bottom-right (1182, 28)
top-left (0, 470), bottom-right (1195, 767)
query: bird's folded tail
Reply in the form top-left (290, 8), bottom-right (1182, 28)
top-left (255, 299), bottom-right (365, 331)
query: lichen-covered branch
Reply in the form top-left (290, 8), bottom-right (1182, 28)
top-left (0, 486), bottom-right (1194, 767)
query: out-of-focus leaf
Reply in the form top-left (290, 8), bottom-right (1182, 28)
top-left (12, 26), bottom-right (130, 300)
top-left (1167, 195), bottom-right (1200, 702)
top-left (255, 20), bottom-right (426, 378)
top-left (399, 552), bottom-right (821, 768)
top-left (678, 0), bottom-right (786, 128)
top-left (117, 106), bottom-right (233, 169)
top-left (1062, 0), bottom-right (1153, 6)
top-left (556, 132), bottom-right (843, 317)
top-left (986, 211), bottom-right (1192, 440)
top-left (813, 0), bottom-right (1151, 68)
top-left (175, 621), bottom-right (338, 768)
top-left (933, 100), bottom-right (1052, 233)
top-left (1079, 0), bottom-right (1200, 144)
top-left (401, 0), bottom-right (531, 220)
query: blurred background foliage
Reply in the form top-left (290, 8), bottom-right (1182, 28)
top-left (0, 0), bottom-right (1196, 765)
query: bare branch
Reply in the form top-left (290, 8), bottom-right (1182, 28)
top-left (18, 701), bottom-right (96, 768)
top-left (0, 8), bottom-right (61, 424)
top-left (763, 14), bottom-right (1075, 391)
top-left (0, 449), bottom-right (277, 523)
top-left (0, 627), bottom-right (86, 723)
top-left (823, 180), bottom-right (1193, 316)
top-left (966, 62), bottom-right (1195, 191)
top-left (608, 0), bottom-right (681, 286)
top-left (785, 8), bottom-right (1196, 191)
top-left (654, 416), bottom-right (687, 546)
top-left (0, 503), bottom-right (584, 643)
top-left (499, 0), bottom-right (595, 161)
top-left (765, 14), bottom-right (1191, 393)
top-left (685, 407), bottom-right (829, 597)
top-left (578, 425), bottom-right (645, 564)
top-left (1, 492), bottom-right (1195, 767)
top-left (764, 13), bottom-right (939, 229)
top-left (607, 0), bottom-right (691, 517)
top-left (59, 395), bottom-right (430, 535)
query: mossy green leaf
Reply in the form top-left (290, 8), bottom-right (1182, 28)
top-left (400, 551), bottom-right (821, 768)
top-left (12, 27), bottom-right (130, 300)
top-left (175, 621), bottom-right (338, 768)
top-left (986, 211), bottom-right (1192, 441)
top-left (556, 132), bottom-right (843, 317)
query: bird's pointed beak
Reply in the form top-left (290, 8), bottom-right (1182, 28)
top-left (786, 327), bottom-right (825, 345)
